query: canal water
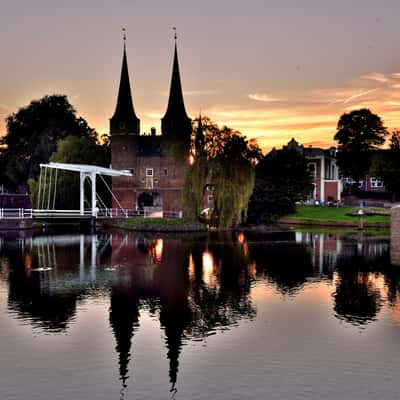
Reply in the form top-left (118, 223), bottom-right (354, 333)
top-left (0, 229), bottom-right (399, 399)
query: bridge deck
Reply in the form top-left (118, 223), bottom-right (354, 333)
top-left (0, 208), bottom-right (182, 220)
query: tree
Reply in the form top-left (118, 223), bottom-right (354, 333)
top-left (183, 117), bottom-right (261, 227)
top-left (334, 109), bottom-right (388, 190)
top-left (28, 135), bottom-right (110, 209)
top-left (247, 144), bottom-right (313, 224)
top-left (370, 130), bottom-right (400, 200)
top-left (0, 95), bottom-right (98, 188)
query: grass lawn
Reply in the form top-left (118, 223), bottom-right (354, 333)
top-left (124, 217), bottom-right (192, 225)
top-left (103, 217), bottom-right (206, 231)
top-left (282, 205), bottom-right (390, 225)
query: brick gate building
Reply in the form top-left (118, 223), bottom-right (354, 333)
top-left (110, 36), bottom-right (192, 216)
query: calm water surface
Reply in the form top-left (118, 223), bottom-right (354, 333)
top-left (0, 229), bottom-right (399, 399)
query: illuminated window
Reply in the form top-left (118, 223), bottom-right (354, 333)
top-left (343, 177), bottom-right (363, 188)
top-left (370, 177), bottom-right (384, 188)
top-left (146, 168), bottom-right (153, 177)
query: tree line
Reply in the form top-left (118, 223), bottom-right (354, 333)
top-left (0, 95), bottom-right (110, 209)
top-left (0, 94), bottom-right (398, 226)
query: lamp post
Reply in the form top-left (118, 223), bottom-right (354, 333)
top-left (358, 208), bottom-right (364, 230)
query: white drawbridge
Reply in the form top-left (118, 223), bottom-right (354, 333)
top-left (35, 162), bottom-right (132, 218)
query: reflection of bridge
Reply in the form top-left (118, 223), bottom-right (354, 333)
top-left (9, 233), bottom-right (113, 284)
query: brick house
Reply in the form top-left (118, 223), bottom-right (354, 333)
top-left (110, 38), bottom-right (192, 216)
top-left (285, 139), bottom-right (341, 204)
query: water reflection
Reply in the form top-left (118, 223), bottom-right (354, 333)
top-left (108, 232), bottom-right (256, 393)
top-left (0, 229), bottom-right (399, 396)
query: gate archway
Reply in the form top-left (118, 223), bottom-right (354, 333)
top-left (137, 192), bottom-right (163, 215)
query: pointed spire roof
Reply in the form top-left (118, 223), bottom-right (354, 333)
top-left (195, 114), bottom-right (205, 154)
top-left (111, 36), bottom-right (140, 126)
top-left (109, 286), bottom-right (140, 391)
top-left (162, 36), bottom-right (189, 121)
top-left (196, 113), bottom-right (203, 133)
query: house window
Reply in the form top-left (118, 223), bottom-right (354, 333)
top-left (308, 163), bottom-right (316, 179)
top-left (164, 168), bottom-right (168, 176)
top-left (370, 177), bottom-right (384, 188)
top-left (343, 177), bottom-right (364, 188)
top-left (146, 168), bottom-right (154, 177)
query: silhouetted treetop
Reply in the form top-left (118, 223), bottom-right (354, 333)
top-left (334, 109), bottom-right (388, 186)
top-left (0, 94), bottom-right (98, 187)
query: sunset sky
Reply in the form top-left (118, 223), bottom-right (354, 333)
top-left (1, 0), bottom-right (400, 152)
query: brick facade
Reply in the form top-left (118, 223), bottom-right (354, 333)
top-left (110, 40), bottom-right (191, 216)
top-left (286, 139), bottom-right (341, 204)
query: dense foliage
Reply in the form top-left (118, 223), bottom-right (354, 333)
top-left (183, 117), bottom-right (261, 227)
top-left (0, 95), bottom-right (97, 188)
top-left (28, 135), bottom-right (110, 209)
top-left (247, 145), bottom-right (313, 224)
top-left (334, 108), bottom-right (388, 190)
top-left (370, 130), bottom-right (400, 200)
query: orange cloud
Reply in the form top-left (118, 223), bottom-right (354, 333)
top-left (361, 72), bottom-right (388, 83)
top-left (2, 70), bottom-right (400, 155)
top-left (248, 93), bottom-right (282, 102)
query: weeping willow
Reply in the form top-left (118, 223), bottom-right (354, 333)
top-left (183, 117), bottom-right (259, 227)
top-left (183, 155), bottom-right (207, 219)
top-left (183, 151), bottom-right (255, 227)
top-left (208, 158), bottom-right (255, 227)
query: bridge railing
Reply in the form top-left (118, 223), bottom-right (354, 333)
top-left (32, 209), bottom-right (93, 218)
top-left (0, 208), bottom-right (33, 219)
top-left (0, 208), bottom-right (184, 219)
top-left (97, 208), bottom-right (129, 218)
top-left (97, 209), bottom-right (183, 218)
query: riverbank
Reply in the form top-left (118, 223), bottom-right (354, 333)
top-left (279, 205), bottom-right (390, 228)
top-left (99, 217), bottom-right (207, 232)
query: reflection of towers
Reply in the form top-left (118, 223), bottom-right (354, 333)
top-left (109, 233), bottom-right (192, 392)
top-left (158, 240), bottom-right (191, 392)
top-left (109, 283), bottom-right (140, 389)
top-left (108, 232), bottom-right (255, 393)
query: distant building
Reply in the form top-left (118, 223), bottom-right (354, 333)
top-left (341, 150), bottom-right (393, 205)
top-left (285, 139), bottom-right (341, 204)
top-left (110, 37), bottom-right (191, 216)
top-left (0, 186), bottom-right (32, 229)
top-left (284, 140), bottom-right (395, 205)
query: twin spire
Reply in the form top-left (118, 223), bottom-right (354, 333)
top-left (110, 29), bottom-right (190, 137)
top-left (162, 36), bottom-right (190, 123)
